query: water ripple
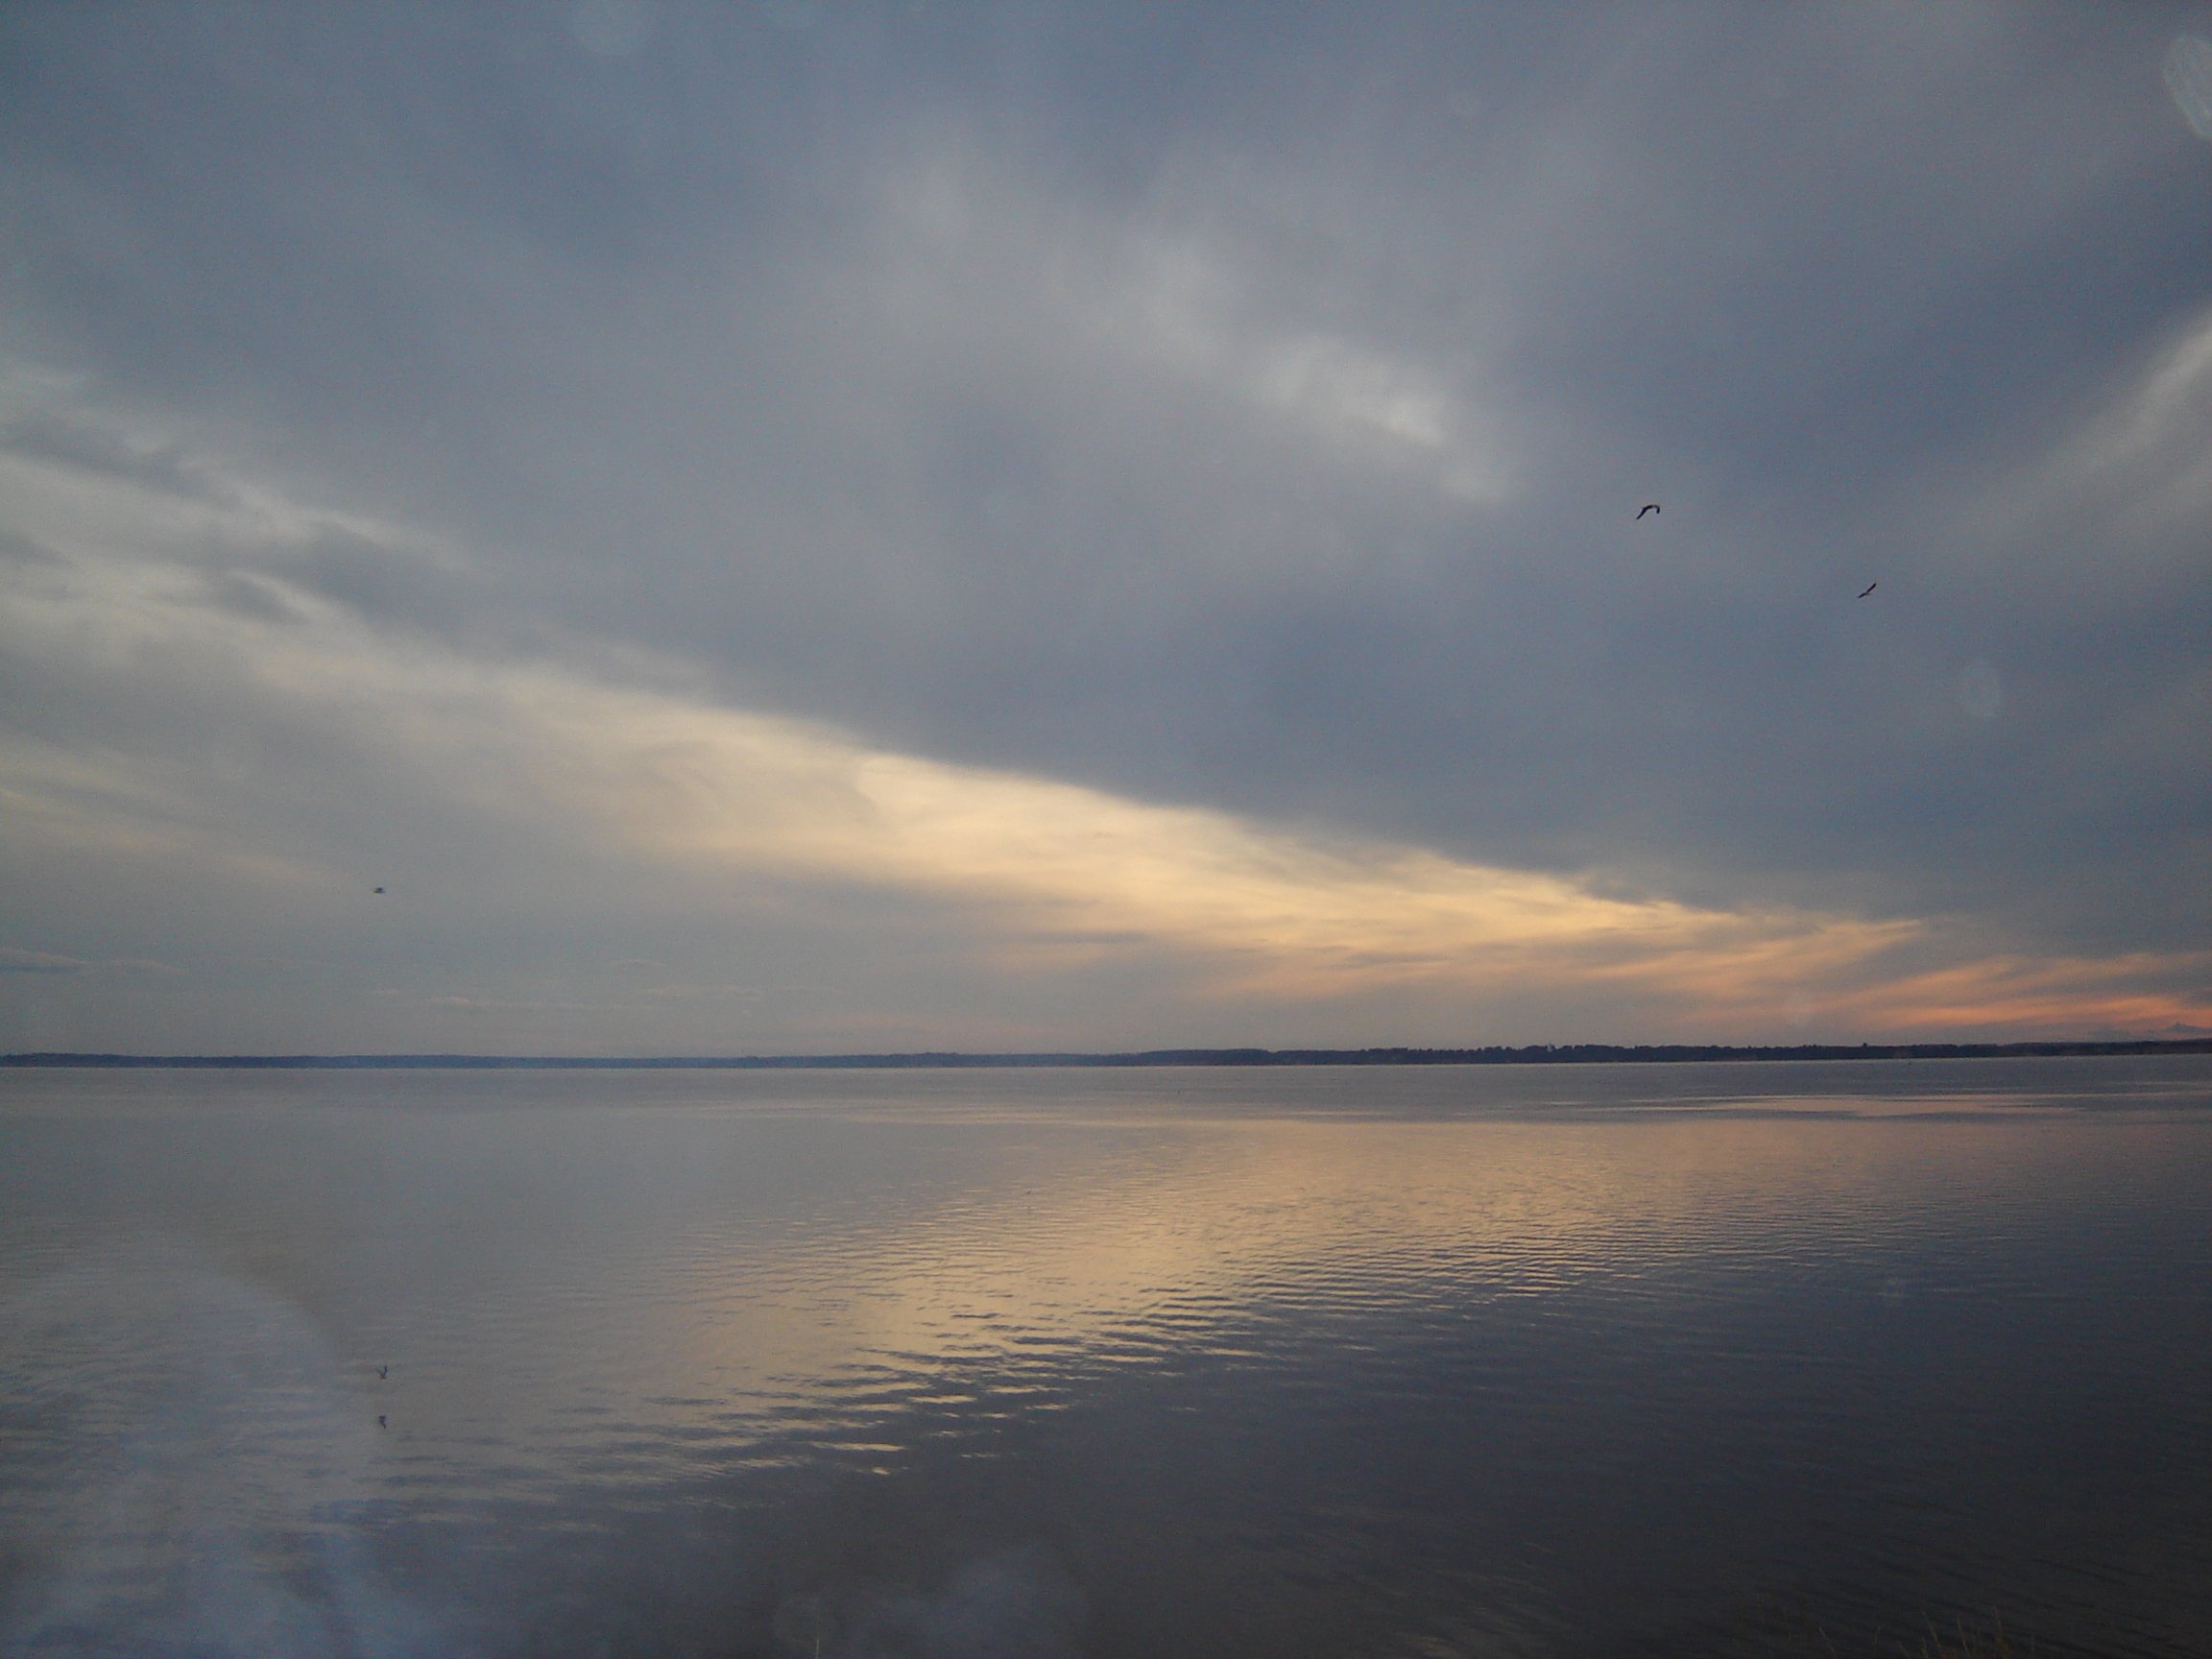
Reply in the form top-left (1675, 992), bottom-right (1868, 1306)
top-left (3, 1061), bottom-right (2209, 1655)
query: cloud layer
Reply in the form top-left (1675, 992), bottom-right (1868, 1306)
top-left (2, 2), bottom-right (2207, 1050)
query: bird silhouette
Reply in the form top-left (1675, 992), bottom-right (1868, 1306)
top-left (1636, 503), bottom-right (1660, 519)
top-left (373, 886), bottom-right (386, 895)
top-left (1858, 582), bottom-right (1877, 599)
top-left (377, 1415), bottom-right (388, 1430)
top-left (377, 1365), bottom-right (389, 1381)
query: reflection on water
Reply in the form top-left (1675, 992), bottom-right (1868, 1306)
top-left (3, 1060), bottom-right (2210, 1656)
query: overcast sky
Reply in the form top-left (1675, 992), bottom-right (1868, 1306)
top-left (2, 1), bottom-right (2208, 1054)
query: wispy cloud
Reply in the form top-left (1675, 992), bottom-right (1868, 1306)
top-left (0, 948), bottom-right (92, 976)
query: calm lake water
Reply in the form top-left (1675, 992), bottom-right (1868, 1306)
top-left (3, 1059), bottom-right (2209, 1658)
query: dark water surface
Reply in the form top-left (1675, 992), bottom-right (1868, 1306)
top-left (3, 1059), bottom-right (2210, 1657)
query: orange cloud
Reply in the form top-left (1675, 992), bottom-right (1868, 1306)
top-left (1818, 952), bottom-right (2212, 1037)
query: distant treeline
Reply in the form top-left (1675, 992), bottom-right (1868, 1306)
top-left (6, 1039), bottom-right (2209, 1069)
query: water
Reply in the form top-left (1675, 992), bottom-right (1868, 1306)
top-left (3, 1059), bottom-right (2209, 1657)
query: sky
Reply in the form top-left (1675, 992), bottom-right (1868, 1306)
top-left (1, 0), bottom-right (2208, 1055)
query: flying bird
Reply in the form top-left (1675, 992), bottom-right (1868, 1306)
top-left (373, 887), bottom-right (386, 895)
top-left (377, 1415), bottom-right (388, 1431)
top-left (1636, 503), bottom-right (1660, 519)
top-left (1858, 582), bottom-right (1878, 599)
top-left (377, 1365), bottom-right (389, 1381)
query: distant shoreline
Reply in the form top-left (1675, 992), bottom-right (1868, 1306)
top-left (5, 1039), bottom-right (2209, 1070)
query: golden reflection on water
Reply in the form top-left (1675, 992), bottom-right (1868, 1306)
top-left (629, 1097), bottom-right (2167, 1452)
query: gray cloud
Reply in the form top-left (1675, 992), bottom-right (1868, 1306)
top-left (2, 1), bottom-right (2207, 1046)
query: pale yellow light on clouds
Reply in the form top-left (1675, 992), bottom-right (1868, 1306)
top-left (2, 425), bottom-right (2204, 1039)
top-left (497, 669), bottom-right (1923, 1006)
top-left (2, 431), bottom-right (1888, 1018)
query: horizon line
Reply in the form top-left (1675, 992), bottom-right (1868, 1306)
top-left (6, 1038), bottom-right (2211, 1070)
